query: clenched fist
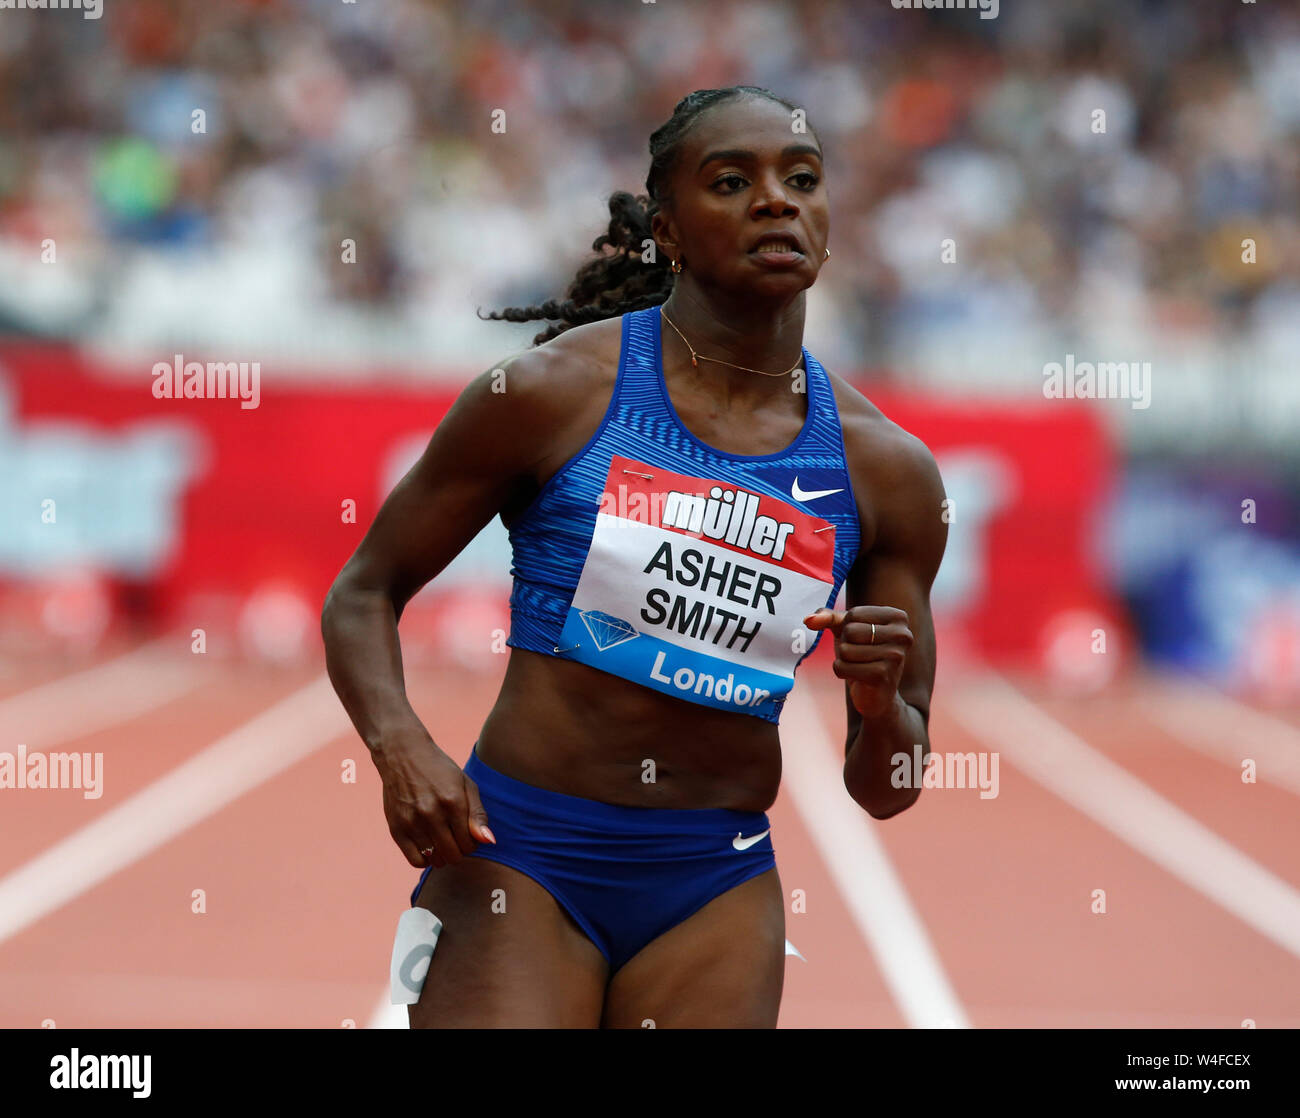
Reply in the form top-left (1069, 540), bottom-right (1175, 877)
top-left (804, 605), bottom-right (914, 718)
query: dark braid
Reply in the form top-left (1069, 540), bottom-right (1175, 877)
top-left (478, 86), bottom-right (804, 346)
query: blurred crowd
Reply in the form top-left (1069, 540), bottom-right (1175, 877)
top-left (1, 0), bottom-right (1298, 384)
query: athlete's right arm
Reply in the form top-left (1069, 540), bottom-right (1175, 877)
top-left (321, 345), bottom-right (591, 869)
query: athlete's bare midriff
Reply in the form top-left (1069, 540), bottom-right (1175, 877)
top-left (476, 646), bottom-right (785, 812)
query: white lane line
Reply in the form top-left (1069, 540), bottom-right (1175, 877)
top-left (781, 685), bottom-right (970, 1028)
top-left (949, 672), bottom-right (1300, 959)
top-left (0, 639), bottom-right (202, 750)
top-left (1139, 675), bottom-right (1300, 797)
top-left (366, 989), bottom-right (408, 1029)
top-left (0, 674), bottom-right (351, 944)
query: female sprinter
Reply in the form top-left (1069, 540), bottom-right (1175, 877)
top-left (321, 86), bottom-right (947, 1028)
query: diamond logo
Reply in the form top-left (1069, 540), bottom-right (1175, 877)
top-left (579, 610), bottom-right (639, 651)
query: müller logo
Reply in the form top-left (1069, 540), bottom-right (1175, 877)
top-left (660, 486), bottom-right (797, 561)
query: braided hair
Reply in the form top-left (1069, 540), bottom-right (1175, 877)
top-left (479, 85), bottom-right (803, 346)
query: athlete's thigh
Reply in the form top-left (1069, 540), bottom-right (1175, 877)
top-left (408, 855), bottom-right (608, 1028)
top-left (600, 866), bottom-right (785, 1029)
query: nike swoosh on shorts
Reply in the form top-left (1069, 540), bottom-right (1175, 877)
top-left (733, 829), bottom-right (771, 851)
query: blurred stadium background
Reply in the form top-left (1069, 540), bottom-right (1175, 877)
top-left (1, 0), bottom-right (1298, 1029)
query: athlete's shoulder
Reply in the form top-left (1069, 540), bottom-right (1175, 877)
top-left (819, 363), bottom-right (946, 560)
top-left (821, 365), bottom-right (939, 484)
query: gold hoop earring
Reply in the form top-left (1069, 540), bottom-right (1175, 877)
top-left (671, 257), bottom-right (683, 274)
top-left (824, 247), bottom-right (831, 260)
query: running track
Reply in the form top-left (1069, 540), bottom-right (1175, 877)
top-left (1, 636), bottom-right (1297, 1028)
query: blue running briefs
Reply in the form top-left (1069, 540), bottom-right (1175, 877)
top-left (409, 745), bottom-right (776, 973)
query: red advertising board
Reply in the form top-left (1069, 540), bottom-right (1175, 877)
top-left (0, 345), bottom-right (1121, 669)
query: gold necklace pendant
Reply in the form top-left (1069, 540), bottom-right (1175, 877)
top-left (660, 307), bottom-right (801, 378)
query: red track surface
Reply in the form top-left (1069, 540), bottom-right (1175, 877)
top-left (1, 639), bottom-right (1298, 1028)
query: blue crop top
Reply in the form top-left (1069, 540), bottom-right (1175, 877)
top-left (505, 305), bottom-right (862, 724)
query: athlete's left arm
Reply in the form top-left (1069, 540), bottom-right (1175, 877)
top-left (804, 424), bottom-right (948, 819)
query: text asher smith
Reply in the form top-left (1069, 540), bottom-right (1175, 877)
top-left (640, 541), bottom-right (779, 652)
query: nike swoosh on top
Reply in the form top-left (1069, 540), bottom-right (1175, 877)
top-left (733, 829), bottom-right (771, 851)
top-left (791, 477), bottom-right (845, 502)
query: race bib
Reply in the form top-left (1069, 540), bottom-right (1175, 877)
top-left (557, 454), bottom-right (837, 717)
